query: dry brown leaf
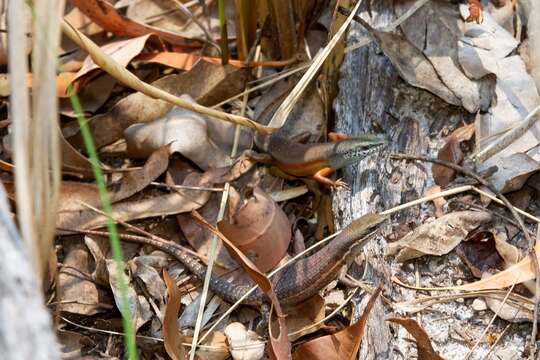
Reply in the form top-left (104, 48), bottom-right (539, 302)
top-left (456, 231), bottom-right (504, 278)
top-left (451, 123), bottom-right (475, 142)
top-left (106, 259), bottom-right (152, 332)
top-left (253, 80), bottom-right (324, 142)
top-left (71, 0), bottom-right (200, 48)
top-left (58, 171), bottom-right (212, 231)
top-left (163, 270), bottom-right (186, 360)
top-left (387, 317), bottom-right (445, 360)
top-left (454, 242), bottom-right (540, 291)
top-left (284, 295), bottom-right (326, 341)
top-left (57, 241), bottom-right (108, 315)
top-left (74, 34), bottom-right (155, 81)
top-left (137, 52), bottom-right (293, 71)
top-left (218, 187), bottom-right (291, 272)
top-left (192, 212), bottom-right (291, 359)
top-left (60, 74), bottom-right (116, 116)
top-left (130, 257), bottom-right (167, 306)
top-left (177, 194), bottom-right (239, 273)
top-left (432, 123), bottom-right (475, 186)
top-left (487, 153), bottom-right (540, 193)
top-left (0, 72), bottom-right (79, 98)
top-left (433, 136), bottom-right (463, 187)
top-left (362, 22), bottom-right (461, 108)
top-left (67, 61), bottom-right (250, 149)
top-left (386, 211), bottom-right (492, 263)
top-left (59, 122), bottom-right (97, 179)
top-left (57, 146), bottom-right (170, 216)
top-left (292, 287), bottom-right (382, 360)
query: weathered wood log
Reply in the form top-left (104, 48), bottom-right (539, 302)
top-left (334, 1), bottom-right (467, 358)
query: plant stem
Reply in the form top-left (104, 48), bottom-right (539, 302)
top-left (218, 0), bottom-right (229, 65)
top-left (67, 86), bottom-right (138, 360)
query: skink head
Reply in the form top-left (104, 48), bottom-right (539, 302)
top-left (331, 134), bottom-right (387, 168)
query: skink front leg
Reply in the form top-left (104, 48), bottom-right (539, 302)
top-left (313, 167), bottom-right (348, 188)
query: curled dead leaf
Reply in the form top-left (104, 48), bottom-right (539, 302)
top-left (124, 100), bottom-right (233, 170)
top-left (71, 0), bottom-right (200, 47)
top-left (456, 231), bottom-right (504, 278)
top-left (218, 187), bottom-right (291, 272)
top-left (292, 287), bottom-right (382, 360)
top-left (387, 317), bottom-right (444, 360)
top-left (433, 136), bottom-right (463, 187)
top-left (163, 270), bottom-right (186, 360)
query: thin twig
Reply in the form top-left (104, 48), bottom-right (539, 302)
top-left (481, 324), bottom-right (511, 360)
top-left (473, 105), bottom-right (540, 163)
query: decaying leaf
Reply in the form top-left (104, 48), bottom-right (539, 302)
top-left (124, 98), bottom-right (233, 170)
top-left (57, 146), bottom-right (171, 230)
top-left (58, 171), bottom-right (212, 231)
top-left (106, 259), bottom-right (152, 332)
top-left (74, 34), bottom-right (156, 81)
top-left (59, 74), bottom-right (117, 116)
top-left (284, 294), bottom-right (326, 341)
top-left (130, 257), bottom-right (167, 306)
top-left (486, 153), bottom-right (540, 193)
top-left (218, 187), bottom-right (292, 272)
top-left (292, 287), bottom-right (382, 360)
top-left (452, 242), bottom-right (540, 292)
top-left (163, 270), bottom-right (186, 360)
top-left (433, 136), bottom-right (463, 187)
top-left (67, 61), bottom-right (251, 149)
top-left (386, 211), bottom-right (492, 263)
top-left (57, 240), bottom-right (108, 315)
top-left (192, 212), bottom-right (291, 358)
top-left (432, 123), bottom-right (475, 186)
top-left (456, 231), bottom-right (505, 278)
top-left (71, 0), bottom-right (200, 47)
top-left (224, 322), bottom-right (265, 360)
top-left (387, 317), bottom-right (445, 360)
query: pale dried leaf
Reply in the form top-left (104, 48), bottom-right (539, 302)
top-left (224, 322), bottom-right (265, 360)
top-left (125, 100), bottom-right (233, 170)
top-left (386, 211), bottom-right (492, 262)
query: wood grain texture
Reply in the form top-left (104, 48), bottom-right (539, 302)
top-left (332, 1), bottom-right (467, 358)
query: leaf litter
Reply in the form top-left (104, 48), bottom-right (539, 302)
top-left (3, 0), bottom-right (540, 359)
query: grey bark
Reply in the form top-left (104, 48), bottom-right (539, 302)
top-left (333, 1), bottom-right (467, 358)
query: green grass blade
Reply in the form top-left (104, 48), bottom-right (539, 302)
top-left (67, 85), bottom-right (138, 360)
